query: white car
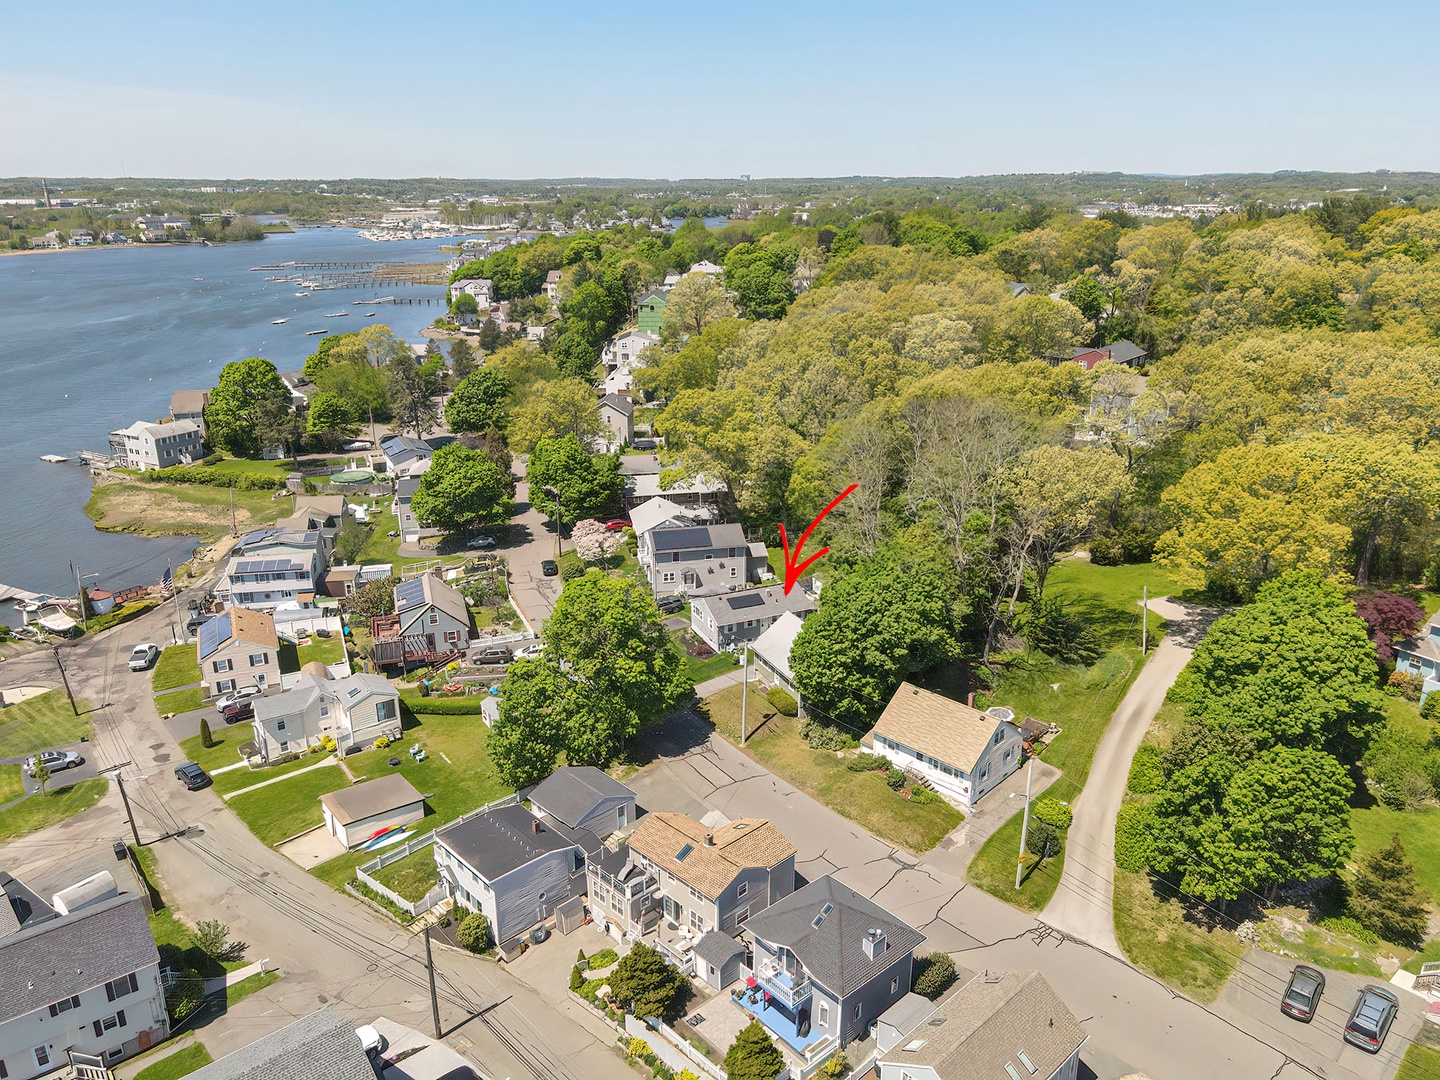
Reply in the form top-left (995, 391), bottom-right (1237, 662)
top-left (514, 642), bottom-right (545, 660)
top-left (214, 684), bottom-right (264, 713)
top-left (128, 643), bottom-right (160, 671)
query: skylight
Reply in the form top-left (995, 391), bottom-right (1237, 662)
top-left (675, 843), bottom-right (695, 862)
top-left (1005, 1065), bottom-right (1022, 1080)
top-left (1017, 1051), bottom-right (1037, 1075)
top-left (902, 1039), bottom-right (927, 1052)
top-left (811, 902), bottom-right (834, 928)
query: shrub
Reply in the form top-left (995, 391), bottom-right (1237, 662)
top-left (588, 947), bottom-right (618, 969)
top-left (577, 976), bottom-right (603, 1003)
top-left (199, 718), bottom-right (215, 749)
top-left (194, 919), bottom-right (245, 962)
top-left (845, 755), bottom-right (881, 772)
top-left (374, 736), bottom-right (390, 750)
top-left (820, 1050), bottom-right (849, 1078)
top-left (909, 786), bottom-right (940, 804)
top-left (400, 695), bottom-right (485, 715)
top-left (1386, 670), bottom-right (1424, 701)
top-left (577, 947), bottom-right (588, 965)
top-left (627, 1037), bottom-right (651, 1059)
top-left (570, 965), bottom-right (585, 992)
top-left (885, 768), bottom-right (905, 790)
top-left (456, 912), bottom-right (491, 953)
top-left (800, 719), bottom-right (854, 750)
top-left (560, 560), bottom-right (585, 581)
top-left (766, 687), bottom-right (798, 716)
top-left (912, 952), bottom-right (956, 999)
top-left (1127, 744), bottom-right (1164, 794)
top-left (164, 967), bottom-right (205, 1022)
top-left (1114, 802), bottom-right (1157, 872)
top-left (1088, 525), bottom-right (1155, 566)
top-left (1032, 797), bottom-right (1073, 831)
top-left (1316, 915), bottom-right (1379, 945)
top-left (1021, 597), bottom-right (1105, 665)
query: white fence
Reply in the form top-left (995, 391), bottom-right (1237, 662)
top-left (625, 1015), bottom-right (725, 1080)
top-left (354, 793), bottom-right (521, 916)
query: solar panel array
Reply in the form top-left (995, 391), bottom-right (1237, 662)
top-left (652, 526), bottom-right (714, 552)
top-left (727, 592), bottom-right (767, 610)
top-left (197, 611), bottom-right (232, 660)
top-left (394, 576), bottom-right (427, 612)
top-left (233, 558), bottom-right (305, 575)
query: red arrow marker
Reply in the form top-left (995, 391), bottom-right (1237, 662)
top-left (778, 484), bottom-right (858, 595)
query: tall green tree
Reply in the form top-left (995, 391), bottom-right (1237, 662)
top-left (409, 443), bottom-right (513, 534)
top-left (388, 351), bottom-right (443, 438)
top-left (526, 435), bottom-right (624, 522)
top-left (661, 274), bottom-right (736, 338)
top-left (1348, 834), bottom-right (1431, 945)
top-left (723, 1021), bottom-right (785, 1080)
top-left (724, 243), bottom-right (797, 320)
top-left (445, 368), bottom-right (511, 433)
top-left (204, 357), bottom-right (293, 458)
top-left (507, 378), bottom-right (606, 455)
top-left (488, 659), bottom-right (574, 787)
top-left (305, 390), bottom-right (358, 448)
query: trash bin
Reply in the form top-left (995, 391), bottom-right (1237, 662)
top-left (530, 924), bottom-right (550, 945)
top-left (112, 841), bottom-right (127, 861)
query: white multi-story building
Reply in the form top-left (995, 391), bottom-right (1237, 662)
top-left (107, 419), bottom-right (205, 471)
top-left (250, 669), bottom-right (401, 761)
top-left (0, 872), bottom-right (168, 1079)
top-left (218, 528), bottom-right (327, 612)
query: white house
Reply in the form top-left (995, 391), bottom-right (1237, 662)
top-left (623, 469), bottom-right (728, 511)
top-left (107, 419), bottom-right (205, 471)
top-left (434, 805), bottom-right (598, 947)
top-left (875, 971), bottom-right (1087, 1080)
top-left (863, 682), bottom-right (1024, 809)
top-left (1395, 612), bottom-right (1440, 701)
top-left (690, 586), bottom-right (816, 653)
top-left (543, 269), bottom-right (562, 301)
top-left (751, 610), bottom-right (805, 708)
top-left (378, 434), bottom-right (433, 475)
top-left (250, 669), bottom-right (401, 761)
top-left (447, 278), bottom-right (493, 305)
top-left (319, 774), bottom-right (425, 850)
top-left (529, 766), bottom-right (636, 838)
top-left (169, 390), bottom-right (210, 431)
top-left (601, 330), bottom-right (658, 370)
top-left (689, 260), bottom-right (723, 276)
top-left (218, 528), bottom-right (327, 612)
top-left (0, 872), bottom-right (168, 1080)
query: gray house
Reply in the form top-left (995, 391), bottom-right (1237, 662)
top-left (433, 805), bottom-right (598, 947)
top-left (529, 766), bottom-right (636, 838)
top-left (188, 1010), bottom-right (376, 1080)
top-left (371, 573), bottom-right (472, 668)
top-left (637, 522), bottom-right (766, 598)
top-left (690, 585), bottom-right (817, 653)
top-left (742, 876), bottom-right (925, 1055)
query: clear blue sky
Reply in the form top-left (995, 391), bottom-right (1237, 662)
top-left (8, 0), bottom-right (1438, 178)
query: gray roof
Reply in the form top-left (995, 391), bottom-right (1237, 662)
top-left (191, 1009), bottom-right (376, 1080)
top-left (693, 587), bottom-right (815, 628)
top-left (878, 971), bottom-right (1087, 1080)
top-left (319, 773), bottom-right (424, 826)
top-left (437, 805), bottom-right (592, 882)
top-left (693, 930), bottom-right (746, 969)
top-left (395, 573), bottom-right (470, 628)
top-left (0, 893), bottom-right (158, 1024)
top-left (1398, 618), bottom-right (1440, 664)
top-left (0, 871), bottom-right (55, 939)
top-left (529, 767), bottom-right (634, 831)
top-left (651, 523), bottom-right (747, 553)
top-left (745, 876), bottom-right (925, 998)
top-left (600, 393), bottom-right (635, 417)
top-left (1105, 339), bottom-right (1149, 364)
top-left (878, 992), bottom-right (937, 1036)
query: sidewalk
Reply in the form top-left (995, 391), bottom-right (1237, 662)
top-left (203, 957), bottom-right (271, 996)
top-left (220, 755), bottom-right (338, 801)
top-left (694, 669), bottom-right (744, 697)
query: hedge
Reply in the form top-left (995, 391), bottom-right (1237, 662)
top-left (136, 465), bottom-right (285, 490)
top-left (401, 695), bottom-right (486, 715)
top-left (1114, 801), bottom-right (1157, 873)
top-left (766, 687), bottom-right (798, 716)
top-left (1127, 744), bottom-right (1165, 794)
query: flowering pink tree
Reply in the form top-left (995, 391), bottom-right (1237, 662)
top-left (572, 518), bottom-right (623, 567)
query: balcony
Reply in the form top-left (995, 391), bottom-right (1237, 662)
top-left (752, 958), bottom-right (812, 1009)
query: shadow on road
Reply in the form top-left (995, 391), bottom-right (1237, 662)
top-left (625, 706), bottom-right (714, 769)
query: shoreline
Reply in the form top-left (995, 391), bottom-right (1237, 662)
top-left (0, 224), bottom-right (298, 258)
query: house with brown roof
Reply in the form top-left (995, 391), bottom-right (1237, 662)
top-left (863, 682), bottom-right (1024, 809)
top-left (589, 812), bottom-right (795, 979)
top-left (874, 970), bottom-right (1087, 1080)
top-left (196, 608), bottom-right (280, 700)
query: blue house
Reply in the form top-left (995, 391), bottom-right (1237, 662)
top-left (1395, 613), bottom-right (1440, 699)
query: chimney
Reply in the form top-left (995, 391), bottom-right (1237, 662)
top-left (704, 833), bottom-right (715, 847)
top-left (966, 691), bottom-right (976, 707)
top-left (862, 928), bottom-right (887, 960)
top-left (532, 820), bottom-right (542, 834)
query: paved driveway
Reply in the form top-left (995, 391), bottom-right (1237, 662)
top-left (505, 479), bottom-right (563, 632)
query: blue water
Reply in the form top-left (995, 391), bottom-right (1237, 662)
top-left (0, 228), bottom-right (448, 596)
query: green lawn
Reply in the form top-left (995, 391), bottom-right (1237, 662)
top-left (204, 456), bottom-right (297, 477)
top-left (702, 684), bottom-right (961, 853)
top-left (153, 645), bottom-right (202, 692)
top-left (156, 688), bottom-right (204, 715)
top-left (226, 969), bottom-right (279, 1007)
top-left (356, 507), bottom-right (402, 564)
top-left (1396, 1043), bottom-right (1440, 1080)
top-left (214, 752), bottom-right (327, 796)
top-left (226, 763), bottom-right (347, 845)
top-left (86, 479), bottom-right (286, 540)
top-left (1112, 868), bottom-right (1241, 1002)
top-left (149, 909), bottom-right (226, 979)
top-left (0, 690), bottom-right (91, 756)
top-left (0, 765), bottom-right (24, 804)
top-left (682, 644), bottom-right (739, 685)
top-left (1382, 693), bottom-right (1432, 742)
top-left (179, 728), bottom-right (253, 773)
top-left (132, 1044), bottom-right (214, 1080)
top-left (296, 635), bottom-right (346, 668)
top-left (1350, 804), bottom-right (1440, 903)
top-left (0, 779), bottom-right (107, 842)
top-left (965, 782), bottom-right (1066, 910)
top-left (369, 846), bottom-right (441, 902)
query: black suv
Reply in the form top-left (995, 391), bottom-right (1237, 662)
top-left (174, 762), bottom-right (211, 790)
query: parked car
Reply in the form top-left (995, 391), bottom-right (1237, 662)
top-left (632, 438), bottom-right (658, 450)
top-left (1280, 964), bottom-right (1325, 1022)
top-left (222, 701), bottom-right (255, 725)
top-left (214, 684), bottom-right (263, 713)
top-left (514, 642), bottom-right (544, 660)
top-left (604, 519), bottom-right (629, 531)
top-left (1343, 985), bottom-right (1398, 1053)
top-left (185, 616), bottom-right (211, 636)
top-left (471, 645), bottom-right (513, 665)
top-left (466, 535), bottom-right (497, 550)
top-left (540, 559), bottom-right (559, 576)
top-left (128, 643), bottom-right (160, 671)
top-left (656, 595), bottom-right (686, 615)
top-left (25, 749), bottom-right (82, 776)
top-left (174, 762), bottom-right (211, 790)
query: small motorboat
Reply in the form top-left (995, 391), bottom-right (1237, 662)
top-left (40, 454), bottom-right (68, 463)
top-left (271, 317), bottom-right (290, 324)
top-left (305, 329), bottom-right (328, 336)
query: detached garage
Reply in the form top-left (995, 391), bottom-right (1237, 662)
top-left (319, 774), bottom-right (425, 850)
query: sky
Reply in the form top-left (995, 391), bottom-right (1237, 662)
top-left (7, 0), bottom-right (1440, 179)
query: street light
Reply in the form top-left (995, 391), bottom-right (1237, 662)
top-left (541, 485), bottom-right (563, 562)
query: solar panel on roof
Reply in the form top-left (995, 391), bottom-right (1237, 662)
top-left (652, 527), bottom-right (714, 552)
top-left (728, 592), bottom-right (766, 610)
top-left (394, 577), bottom-right (426, 610)
top-left (197, 612), bottom-right (231, 660)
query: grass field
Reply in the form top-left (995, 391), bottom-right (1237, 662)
top-left (226, 969), bottom-right (279, 1007)
top-left (1396, 1042), bottom-right (1440, 1080)
top-left (0, 690), bottom-right (90, 756)
top-left (156, 688), bottom-right (204, 714)
top-left (1350, 803), bottom-right (1440, 903)
top-left (213, 752), bottom-right (328, 796)
top-left (682, 646), bottom-right (739, 685)
top-left (1111, 867), bottom-right (1241, 1002)
top-left (153, 644), bottom-right (202, 691)
top-left (225, 763), bottom-right (346, 845)
top-left (0, 765), bottom-right (24, 804)
top-left (703, 684), bottom-right (961, 853)
top-left (296, 634), bottom-right (346, 668)
top-left (0, 778), bottom-right (106, 841)
top-left (132, 1044), bottom-right (214, 1080)
top-left (179, 727), bottom-right (252, 773)
top-left (369, 846), bottom-right (441, 902)
top-left (965, 782), bottom-right (1066, 910)
top-left (85, 479), bottom-right (286, 540)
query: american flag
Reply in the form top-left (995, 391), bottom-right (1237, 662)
top-left (159, 564), bottom-right (174, 598)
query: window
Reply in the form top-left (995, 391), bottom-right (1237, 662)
top-left (101, 1013), bottom-right (120, 1031)
top-left (661, 572), bottom-right (675, 583)
top-left (276, 720), bottom-right (287, 732)
top-left (106, 1048), bottom-right (125, 1061)
top-left (48, 996), bottom-right (79, 1016)
top-left (279, 740), bottom-right (289, 753)
top-left (730, 567), bottom-right (737, 577)
top-left (891, 975), bottom-right (900, 994)
top-left (249, 653), bottom-right (267, 667)
top-left (429, 612), bottom-right (439, 624)
top-left (736, 881), bottom-right (748, 899)
top-left (736, 906), bottom-right (750, 925)
top-left (320, 702), bottom-right (329, 717)
top-left (377, 699), bottom-right (398, 723)
top-left (213, 658), bottom-right (233, 673)
top-left (216, 679), bottom-right (235, 694)
top-left (34, 1048), bottom-right (50, 1068)
top-left (817, 1002), bottom-right (829, 1027)
top-left (105, 972), bottom-right (139, 1001)
top-left (852, 1003), bottom-right (862, 1021)
top-left (445, 630), bottom-right (459, 643)
top-left (994, 730), bottom-right (1003, 745)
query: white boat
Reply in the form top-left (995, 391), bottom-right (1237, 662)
top-left (325, 312), bottom-right (348, 318)
top-left (39, 454), bottom-right (68, 463)
top-left (271, 317), bottom-right (290, 325)
top-left (295, 291), bottom-right (310, 297)
top-left (364, 312), bottom-right (376, 317)
top-left (305, 329), bottom-right (328, 336)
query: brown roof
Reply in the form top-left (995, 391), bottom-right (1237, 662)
top-left (864, 681), bottom-right (1010, 773)
top-left (627, 812), bottom-right (795, 899)
top-left (292, 494), bottom-right (347, 519)
top-left (225, 607), bottom-right (278, 650)
top-left (879, 971), bottom-right (1086, 1078)
top-left (319, 774), bottom-right (424, 826)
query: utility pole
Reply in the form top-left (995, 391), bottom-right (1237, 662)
top-left (73, 564), bottom-right (88, 633)
top-left (740, 647), bottom-right (749, 747)
top-left (109, 764), bottom-right (141, 848)
top-left (229, 484), bottom-right (237, 538)
top-left (52, 645), bottom-right (78, 715)
top-left (424, 924), bottom-right (441, 1039)
top-left (1141, 585), bottom-right (1148, 654)
top-left (542, 485), bottom-right (563, 561)
top-left (1015, 758), bottom-right (1034, 890)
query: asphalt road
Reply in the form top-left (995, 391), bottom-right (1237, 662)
top-left (503, 478), bottom-right (563, 633)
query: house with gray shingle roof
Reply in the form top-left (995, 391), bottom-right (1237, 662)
top-left (874, 970), bottom-right (1087, 1080)
top-left (189, 1009), bottom-right (376, 1080)
top-left (1396, 613), bottom-right (1440, 701)
top-left (741, 875), bottom-right (926, 1054)
top-left (529, 766), bottom-right (636, 837)
top-left (690, 585), bottom-right (816, 653)
top-left (0, 883), bottom-right (168, 1078)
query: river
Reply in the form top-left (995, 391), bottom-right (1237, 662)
top-left (0, 227), bottom-right (452, 598)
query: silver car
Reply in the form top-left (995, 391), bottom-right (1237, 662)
top-left (214, 684), bottom-right (263, 713)
top-left (25, 749), bottom-right (82, 776)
